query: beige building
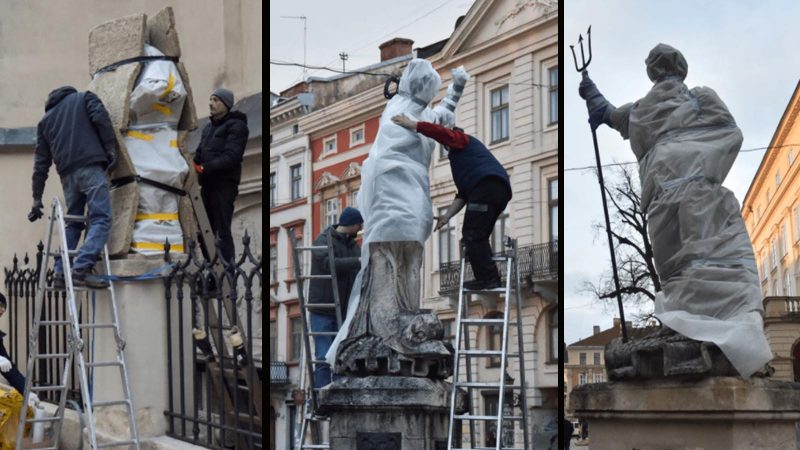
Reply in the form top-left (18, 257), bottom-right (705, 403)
top-left (742, 81), bottom-right (800, 381)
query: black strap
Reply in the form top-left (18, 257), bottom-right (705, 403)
top-left (93, 55), bottom-right (180, 77)
top-left (111, 175), bottom-right (187, 196)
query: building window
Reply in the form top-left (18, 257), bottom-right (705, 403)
top-left (593, 373), bottom-right (603, 383)
top-left (490, 85), bottom-right (509, 143)
top-left (772, 239), bottom-right (779, 269)
top-left (287, 405), bottom-right (297, 449)
top-left (325, 198), bottom-right (340, 228)
top-left (795, 205), bottom-right (800, 243)
top-left (290, 164), bottom-right (302, 201)
top-left (485, 312), bottom-right (503, 368)
top-left (777, 170), bottom-right (782, 187)
top-left (441, 318), bottom-right (455, 345)
top-left (593, 352), bottom-right (600, 366)
top-left (579, 352), bottom-right (586, 366)
top-left (270, 245), bottom-right (278, 282)
top-left (269, 321), bottom-right (277, 361)
top-left (548, 308), bottom-right (558, 363)
top-left (785, 269), bottom-right (792, 296)
top-left (767, 188), bottom-right (772, 203)
top-left (438, 207), bottom-right (457, 266)
top-left (270, 172), bottom-right (277, 208)
top-left (549, 178), bottom-right (559, 242)
top-left (289, 316), bottom-right (303, 362)
top-left (349, 189), bottom-right (359, 208)
top-left (791, 148), bottom-right (796, 166)
top-left (350, 125), bottom-right (365, 147)
top-left (292, 124), bottom-right (299, 134)
top-left (323, 135), bottom-right (337, 155)
top-left (579, 372), bottom-right (586, 385)
top-left (483, 393), bottom-right (514, 447)
top-left (549, 66), bottom-right (559, 125)
top-left (782, 224), bottom-right (789, 258)
top-left (761, 252), bottom-right (768, 281)
top-left (490, 208), bottom-right (510, 253)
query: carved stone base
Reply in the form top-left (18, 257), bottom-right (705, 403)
top-left (605, 327), bottom-right (738, 380)
top-left (319, 377), bottom-right (467, 450)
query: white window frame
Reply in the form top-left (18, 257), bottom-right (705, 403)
top-left (785, 268), bottom-right (792, 296)
top-left (349, 124), bottom-right (365, 147)
top-left (791, 148), bottom-right (796, 166)
top-left (772, 239), bottom-right (779, 270)
top-left (349, 189), bottom-right (360, 209)
top-left (489, 84), bottom-right (510, 144)
top-left (776, 170), bottom-right (782, 187)
top-left (548, 65), bottom-right (559, 126)
top-left (592, 373), bottom-right (603, 383)
top-left (269, 171), bottom-right (277, 208)
top-left (325, 198), bottom-right (340, 228)
top-left (794, 205), bottom-right (800, 243)
top-left (323, 135), bottom-right (337, 156)
top-left (290, 163), bottom-right (302, 201)
top-left (578, 372), bottom-right (586, 385)
top-left (782, 224), bottom-right (789, 258)
top-left (549, 178), bottom-right (559, 242)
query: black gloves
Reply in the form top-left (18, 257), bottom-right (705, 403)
top-left (28, 198), bottom-right (43, 222)
top-left (578, 71), bottom-right (613, 130)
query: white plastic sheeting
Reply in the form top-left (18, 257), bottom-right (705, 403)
top-left (326, 59), bottom-right (470, 365)
top-left (607, 44), bottom-right (772, 377)
top-left (123, 126), bottom-right (188, 254)
top-left (130, 44), bottom-right (186, 126)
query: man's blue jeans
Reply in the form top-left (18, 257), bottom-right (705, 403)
top-left (53, 164), bottom-right (112, 274)
top-left (309, 312), bottom-right (343, 389)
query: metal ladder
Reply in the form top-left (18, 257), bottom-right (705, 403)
top-left (289, 228), bottom-right (344, 450)
top-left (447, 237), bottom-right (530, 450)
top-left (15, 198), bottom-right (139, 450)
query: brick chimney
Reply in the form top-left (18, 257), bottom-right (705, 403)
top-left (593, 325), bottom-right (600, 335)
top-left (379, 38), bottom-right (414, 61)
top-left (280, 81), bottom-right (308, 99)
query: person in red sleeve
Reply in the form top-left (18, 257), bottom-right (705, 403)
top-left (392, 114), bottom-right (512, 290)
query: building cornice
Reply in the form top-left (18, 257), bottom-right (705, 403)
top-left (298, 86), bottom-right (387, 137)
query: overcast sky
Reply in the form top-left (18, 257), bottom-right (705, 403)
top-left (564, 0), bottom-right (800, 345)
top-left (269, 0), bottom-right (474, 95)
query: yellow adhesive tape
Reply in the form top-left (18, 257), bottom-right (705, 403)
top-left (135, 213), bottom-right (179, 221)
top-left (159, 73), bottom-right (176, 100)
top-left (151, 103), bottom-right (172, 116)
top-left (131, 242), bottom-right (185, 252)
top-left (127, 130), bottom-right (153, 141)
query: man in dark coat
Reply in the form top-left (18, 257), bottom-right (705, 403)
top-left (193, 88), bottom-right (249, 265)
top-left (392, 114), bottom-right (512, 290)
top-left (0, 294), bottom-right (37, 406)
top-left (29, 86), bottom-right (117, 289)
top-left (308, 207), bottom-right (363, 389)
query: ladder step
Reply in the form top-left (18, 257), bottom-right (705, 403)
top-left (453, 414), bottom-right (523, 421)
top-left (93, 400), bottom-right (130, 408)
top-left (63, 214), bottom-right (88, 222)
top-left (35, 353), bottom-right (70, 360)
top-left (97, 440), bottom-right (138, 448)
top-left (46, 250), bottom-right (79, 257)
top-left (300, 275), bottom-right (333, 280)
top-left (455, 382), bottom-right (522, 389)
top-left (461, 350), bottom-right (518, 357)
top-left (86, 361), bottom-right (122, 367)
top-left (39, 320), bottom-right (72, 326)
top-left (26, 415), bottom-right (63, 424)
top-left (311, 359), bottom-right (329, 364)
top-left (460, 318), bottom-right (513, 325)
top-left (490, 256), bottom-right (508, 261)
top-left (453, 447), bottom-right (524, 450)
top-left (301, 445), bottom-right (330, 449)
top-left (463, 287), bottom-right (507, 294)
top-left (79, 323), bottom-right (116, 329)
top-left (305, 304), bottom-right (336, 310)
top-left (31, 385), bottom-right (67, 392)
top-left (307, 331), bottom-right (339, 336)
top-left (295, 246), bottom-right (327, 251)
top-left (45, 285), bottom-right (91, 292)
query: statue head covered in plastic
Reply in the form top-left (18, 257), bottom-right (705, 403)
top-left (398, 59), bottom-right (442, 107)
top-left (645, 43), bottom-right (688, 83)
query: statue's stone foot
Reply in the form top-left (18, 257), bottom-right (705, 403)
top-left (335, 334), bottom-right (453, 378)
top-left (605, 327), bottom-right (738, 380)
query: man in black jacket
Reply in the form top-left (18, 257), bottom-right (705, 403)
top-left (193, 88), bottom-right (249, 265)
top-left (308, 207), bottom-right (363, 389)
top-left (29, 86), bottom-right (117, 289)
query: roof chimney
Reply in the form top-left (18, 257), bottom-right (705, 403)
top-left (379, 38), bottom-right (414, 61)
top-left (593, 325), bottom-right (600, 335)
top-left (280, 81), bottom-right (309, 99)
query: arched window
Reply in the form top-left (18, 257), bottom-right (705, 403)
top-left (548, 308), bottom-right (559, 363)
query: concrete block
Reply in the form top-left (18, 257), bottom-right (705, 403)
top-left (176, 62), bottom-right (198, 131)
top-left (88, 64), bottom-right (141, 131)
top-left (89, 14), bottom-right (146, 75)
top-left (147, 6), bottom-right (181, 57)
top-left (109, 183), bottom-right (138, 257)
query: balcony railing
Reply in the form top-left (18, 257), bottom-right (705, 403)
top-left (271, 361), bottom-right (290, 384)
top-left (438, 240), bottom-right (558, 295)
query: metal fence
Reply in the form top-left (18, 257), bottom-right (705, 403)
top-left (270, 361), bottom-right (289, 385)
top-left (163, 234), bottom-right (263, 450)
top-left (438, 241), bottom-right (559, 295)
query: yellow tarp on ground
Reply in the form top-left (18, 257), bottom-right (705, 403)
top-left (0, 389), bottom-right (32, 449)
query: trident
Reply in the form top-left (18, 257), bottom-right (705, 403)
top-left (570, 26), bottom-right (628, 342)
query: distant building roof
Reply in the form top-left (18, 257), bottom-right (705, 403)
top-left (568, 320), bottom-right (654, 347)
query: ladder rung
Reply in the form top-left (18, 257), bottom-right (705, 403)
top-left (301, 445), bottom-right (330, 449)
top-left (455, 382), bottom-right (522, 389)
top-left (93, 400), bottom-right (130, 408)
top-left (63, 214), bottom-right (88, 222)
top-left (79, 323), bottom-right (116, 329)
top-left (311, 359), bottom-right (329, 364)
top-left (491, 256), bottom-right (508, 261)
top-left (463, 287), bottom-right (507, 294)
top-left (35, 353), bottom-right (70, 359)
top-left (295, 246), bottom-right (327, 251)
top-left (26, 415), bottom-right (63, 423)
top-left (305, 304), bottom-right (336, 310)
top-left (46, 250), bottom-right (79, 257)
top-left (453, 414), bottom-right (523, 421)
top-left (301, 275), bottom-right (333, 280)
top-left (39, 320), bottom-right (72, 326)
top-left (31, 385), bottom-right (67, 392)
top-left (460, 318), bottom-right (509, 325)
top-left (307, 331), bottom-right (338, 336)
top-left (453, 447), bottom-right (524, 450)
top-left (461, 350), bottom-right (503, 356)
top-left (97, 440), bottom-right (138, 448)
top-left (45, 285), bottom-right (90, 292)
top-left (86, 361), bottom-right (122, 367)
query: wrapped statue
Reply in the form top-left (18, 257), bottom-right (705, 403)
top-left (579, 44), bottom-right (772, 377)
top-left (326, 59), bottom-right (470, 377)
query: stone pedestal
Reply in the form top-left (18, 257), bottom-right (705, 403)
top-left (319, 376), bottom-right (466, 450)
top-left (570, 377), bottom-right (800, 450)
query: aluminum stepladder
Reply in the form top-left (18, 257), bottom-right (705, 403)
top-left (16, 198), bottom-right (139, 450)
top-left (447, 237), bottom-right (530, 450)
top-left (288, 228), bottom-right (344, 450)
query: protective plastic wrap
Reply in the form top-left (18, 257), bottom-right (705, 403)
top-left (123, 126), bottom-right (188, 254)
top-left (325, 59), bottom-right (470, 365)
top-left (608, 44), bottom-right (772, 377)
top-left (129, 44), bottom-right (186, 126)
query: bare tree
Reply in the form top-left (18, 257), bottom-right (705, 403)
top-left (580, 164), bottom-right (661, 321)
